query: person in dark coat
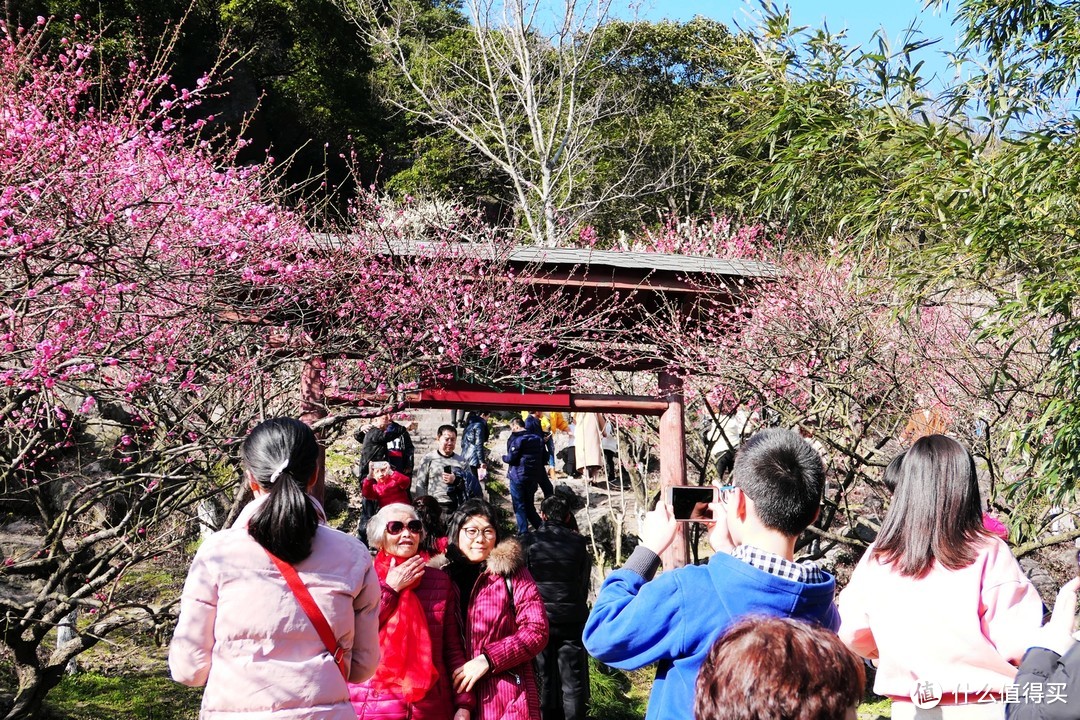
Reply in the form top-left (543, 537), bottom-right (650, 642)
top-left (1009, 576), bottom-right (1080, 719)
top-left (461, 412), bottom-right (490, 485)
top-left (358, 414), bottom-right (409, 475)
top-left (356, 414), bottom-right (409, 542)
top-left (521, 495), bottom-right (592, 720)
top-left (386, 423), bottom-right (415, 477)
top-left (504, 416), bottom-right (549, 534)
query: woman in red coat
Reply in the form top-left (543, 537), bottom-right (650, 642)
top-left (349, 503), bottom-right (472, 720)
top-left (436, 499), bottom-right (549, 720)
top-left (361, 460), bottom-right (412, 508)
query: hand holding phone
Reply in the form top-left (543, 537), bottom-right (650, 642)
top-left (639, 501), bottom-right (678, 556)
top-left (668, 486), bottom-right (719, 523)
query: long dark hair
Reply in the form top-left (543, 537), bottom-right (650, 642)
top-left (872, 435), bottom-right (988, 578)
top-left (242, 417), bottom-right (320, 563)
top-left (413, 495), bottom-right (446, 556)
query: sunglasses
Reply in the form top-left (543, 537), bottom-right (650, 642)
top-left (386, 520), bottom-right (424, 535)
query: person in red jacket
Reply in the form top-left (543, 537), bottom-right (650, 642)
top-left (362, 461), bottom-right (412, 509)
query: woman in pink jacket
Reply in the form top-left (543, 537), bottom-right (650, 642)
top-left (838, 435), bottom-right (1043, 719)
top-left (169, 417), bottom-right (382, 719)
top-left (349, 503), bottom-right (472, 720)
top-left (436, 499), bottom-right (549, 720)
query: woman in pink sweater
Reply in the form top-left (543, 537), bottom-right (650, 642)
top-left (170, 418), bottom-right (382, 719)
top-left (839, 435), bottom-right (1043, 719)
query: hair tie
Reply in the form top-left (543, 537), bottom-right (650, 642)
top-left (269, 460), bottom-right (289, 485)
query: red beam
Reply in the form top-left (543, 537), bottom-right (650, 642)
top-left (324, 389), bottom-right (669, 415)
top-left (411, 390), bottom-right (669, 415)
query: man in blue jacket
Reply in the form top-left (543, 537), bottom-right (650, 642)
top-left (583, 428), bottom-right (839, 720)
top-left (504, 415), bottom-right (549, 533)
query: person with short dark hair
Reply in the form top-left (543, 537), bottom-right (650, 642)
top-left (584, 428), bottom-right (839, 720)
top-left (413, 494), bottom-right (449, 560)
top-left (358, 414), bottom-right (408, 477)
top-left (356, 414), bottom-right (411, 541)
top-left (414, 425), bottom-right (475, 514)
top-left (522, 495), bottom-right (592, 720)
top-left (504, 416), bottom-right (550, 534)
top-left (839, 435), bottom-right (1042, 719)
top-left (695, 616), bottom-right (865, 720)
top-left (170, 418), bottom-right (381, 718)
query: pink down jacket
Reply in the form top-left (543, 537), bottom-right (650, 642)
top-left (435, 539), bottom-right (550, 720)
top-left (348, 566), bottom-right (472, 720)
top-left (169, 495), bottom-right (382, 719)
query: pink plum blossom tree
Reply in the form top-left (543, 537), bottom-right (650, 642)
top-left (0, 22), bottom-right (589, 718)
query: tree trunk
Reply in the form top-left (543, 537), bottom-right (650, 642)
top-left (6, 661), bottom-right (64, 720)
top-left (55, 610), bottom-right (77, 675)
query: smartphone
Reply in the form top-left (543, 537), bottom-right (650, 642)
top-left (668, 486), bottom-right (718, 523)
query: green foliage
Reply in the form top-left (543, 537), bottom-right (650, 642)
top-left (43, 673), bottom-right (202, 720)
top-left (583, 18), bottom-right (757, 232)
top-left (588, 659), bottom-right (649, 720)
top-left (857, 696), bottom-right (892, 719)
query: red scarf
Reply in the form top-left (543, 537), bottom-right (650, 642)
top-left (372, 551), bottom-right (438, 702)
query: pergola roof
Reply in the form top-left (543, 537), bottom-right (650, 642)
top-left (305, 237), bottom-right (768, 568)
top-left (317, 234), bottom-right (779, 291)
top-left (504, 245), bottom-right (777, 279)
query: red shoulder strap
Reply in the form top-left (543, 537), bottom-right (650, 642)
top-left (264, 549), bottom-right (348, 681)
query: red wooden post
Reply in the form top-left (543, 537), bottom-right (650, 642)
top-left (658, 370), bottom-right (688, 569)
top-left (299, 356), bottom-right (327, 504)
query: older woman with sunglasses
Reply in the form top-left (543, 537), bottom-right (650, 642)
top-left (349, 503), bottom-right (472, 720)
top-left (435, 499), bottom-right (549, 720)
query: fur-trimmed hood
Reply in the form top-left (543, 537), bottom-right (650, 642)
top-left (485, 537), bottom-right (525, 577)
top-left (430, 537), bottom-right (525, 578)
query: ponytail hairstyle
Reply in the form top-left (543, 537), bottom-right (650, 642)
top-left (872, 435), bottom-right (988, 578)
top-left (242, 417), bottom-right (320, 563)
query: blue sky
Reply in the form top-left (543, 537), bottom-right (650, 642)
top-left (633, 1), bottom-right (963, 87)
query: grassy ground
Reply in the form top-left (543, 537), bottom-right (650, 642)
top-left (859, 696), bottom-right (892, 719)
top-left (43, 673), bottom-right (201, 720)
top-left (33, 662), bottom-right (891, 720)
top-left (589, 659), bottom-right (649, 720)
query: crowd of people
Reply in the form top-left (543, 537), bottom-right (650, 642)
top-left (169, 413), bottom-right (1080, 720)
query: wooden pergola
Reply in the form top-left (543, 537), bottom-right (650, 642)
top-left (302, 245), bottom-right (775, 568)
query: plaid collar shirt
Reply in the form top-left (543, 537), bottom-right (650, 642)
top-left (730, 544), bottom-right (826, 584)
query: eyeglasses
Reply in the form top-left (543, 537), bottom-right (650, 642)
top-left (461, 526), bottom-right (497, 540)
top-left (717, 485), bottom-right (736, 503)
top-left (386, 520), bottom-right (423, 535)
